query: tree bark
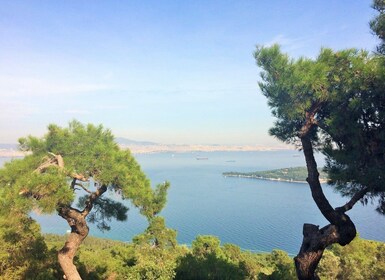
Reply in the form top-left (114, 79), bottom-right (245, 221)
top-left (294, 136), bottom-right (361, 280)
top-left (57, 185), bottom-right (107, 280)
top-left (58, 207), bottom-right (89, 280)
top-left (31, 153), bottom-right (110, 279)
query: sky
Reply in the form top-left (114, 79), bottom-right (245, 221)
top-left (0, 0), bottom-right (379, 146)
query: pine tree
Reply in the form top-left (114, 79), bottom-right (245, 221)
top-left (254, 41), bottom-right (384, 279)
top-left (0, 120), bottom-right (170, 280)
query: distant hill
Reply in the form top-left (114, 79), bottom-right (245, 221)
top-left (0, 144), bottom-right (18, 150)
top-left (0, 139), bottom-right (158, 148)
top-left (0, 138), bottom-right (287, 155)
top-left (0, 143), bottom-right (26, 157)
top-left (114, 137), bottom-right (158, 146)
top-left (223, 166), bottom-right (327, 183)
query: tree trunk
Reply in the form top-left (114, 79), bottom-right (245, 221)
top-left (295, 137), bottom-right (358, 280)
top-left (57, 185), bottom-right (107, 279)
top-left (295, 220), bottom-right (357, 279)
top-left (58, 207), bottom-right (89, 280)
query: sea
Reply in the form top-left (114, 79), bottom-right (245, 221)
top-left (1, 150), bottom-right (384, 255)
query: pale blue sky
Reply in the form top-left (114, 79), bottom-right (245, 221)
top-left (0, 0), bottom-right (378, 145)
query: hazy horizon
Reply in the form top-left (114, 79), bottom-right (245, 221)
top-left (0, 135), bottom-right (291, 149)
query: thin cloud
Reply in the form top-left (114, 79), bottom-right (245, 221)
top-left (264, 34), bottom-right (307, 51)
top-left (96, 105), bottom-right (129, 110)
top-left (0, 101), bottom-right (37, 120)
top-left (64, 109), bottom-right (92, 115)
top-left (0, 75), bottom-right (113, 97)
top-left (263, 34), bottom-right (328, 58)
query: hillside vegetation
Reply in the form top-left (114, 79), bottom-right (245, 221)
top-left (223, 167), bottom-right (328, 183)
top-left (28, 234), bottom-right (382, 280)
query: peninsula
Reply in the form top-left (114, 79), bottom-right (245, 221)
top-left (223, 167), bottom-right (327, 183)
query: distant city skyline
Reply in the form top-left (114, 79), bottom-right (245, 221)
top-left (0, 0), bottom-right (378, 146)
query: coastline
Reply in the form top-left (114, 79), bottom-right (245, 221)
top-left (120, 144), bottom-right (292, 154)
top-left (223, 174), bottom-right (327, 184)
top-left (0, 144), bottom-right (293, 157)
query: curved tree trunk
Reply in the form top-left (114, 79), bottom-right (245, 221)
top-left (58, 207), bottom-right (89, 280)
top-left (57, 185), bottom-right (107, 280)
top-left (295, 136), bottom-right (359, 280)
top-left (294, 222), bottom-right (356, 280)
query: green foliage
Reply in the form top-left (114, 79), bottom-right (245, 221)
top-left (317, 237), bottom-right (385, 280)
top-left (78, 196), bottom-right (129, 231)
top-left (316, 250), bottom-right (341, 279)
top-left (133, 216), bottom-right (177, 249)
top-left (18, 234), bottom-right (382, 280)
top-left (255, 44), bottom-right (385, 212)
top-left (0, 156), bottom-right (73, 215)
top-left (192, 235), bottom-right (222, 258)
top-left (131, 181), bottom-right (171, 219)
top-left (0, 216), bottom-right (56, 279)
top-left (125, 245), bottom-right (180, 280)
top-left (2, 121), bottom-right (155, 231)
top-left (224, 166), bottom-right (327, 182)
top-left (266, 250), bottom-right (296, 280)
top-left (0, 120), bottom-right (175, 278)
top-left (254, 44), bottom-right (335, 145)
top-left (43, 234), bottom-right (181, 280)
top-left (176, 236), bottom-right (245, 280)
top-left (44, 234), bottom-right (136, 279)
top-left (370, 0), bottom-right (385, 54)
top-left (130, 215), bottom-right (178, 279)
top-left (1, 120), bottom-right (174, 232)
top-left (316, 43), bottom-right (385, 206)
top-left (176, 235), bottom-right (275, 280)
top-left (254, 45), bottom-right (370, 145)
top-left (18, 120), bottom-right (151, 197)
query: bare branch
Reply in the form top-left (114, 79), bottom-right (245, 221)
top-left (47, 152), bottom-right (64, 168)
top-left (34, 153), bottom-right (88, 182)
top-left (71, 173), bottom-right (88, 181)
top-left (75, 183), bottom-right (92, 194)
top-left (335, 187), bottom-right (370, 213)
top-left (34, 153), bottom-right (64, 173)
top-left (81, 185), bottom-right (108, 217)
top-left (18, 189), bottom-right (44, 199)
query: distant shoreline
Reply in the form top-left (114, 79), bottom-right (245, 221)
top-left (0, 144), bottom-right (293, 157)
top-left (224, 174), bottom-right (328, 184)
top-left (0, 150), bottom-right (28, 158)
top-left (224, 174), bottom-right (309, 183)
top-left (223, 167), bottom-right (327, 184)
top-left (120, 144), bottom-right (292, 154)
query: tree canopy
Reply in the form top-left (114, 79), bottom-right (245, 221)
top-left (0, 120), bottom-right (171, 279)
top-left (370, 0), bottom-right (385, 54)
top-left (254, 10), bottom-right (385, 278)
top-left (255, 45), bottom-right (385, 209)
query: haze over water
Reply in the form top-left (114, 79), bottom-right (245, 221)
top-left (2, 151), bottom-right (384, 255)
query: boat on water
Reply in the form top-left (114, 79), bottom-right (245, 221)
top-left (196, 157), bottom-right (208, 160)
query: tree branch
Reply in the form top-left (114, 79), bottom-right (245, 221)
top-left (34, 153), bottom-right (88, 184)
top-left (297, 101), bottom-right (326, 138)
top-left (81, 185), bottom-right (107, 217)
top-left (301, 136), bottom-right (339, 225)
top-left (75, 183), bottom-right (92, 194)
top-left (335, 187), bottom-right (370, 213)
top-left (34, 153), bottom-right (64, 173)
top-left (72, 173), bottom-right (88, 181)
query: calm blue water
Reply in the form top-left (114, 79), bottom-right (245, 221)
top-left (2, 151), bottom-right (385, 255)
